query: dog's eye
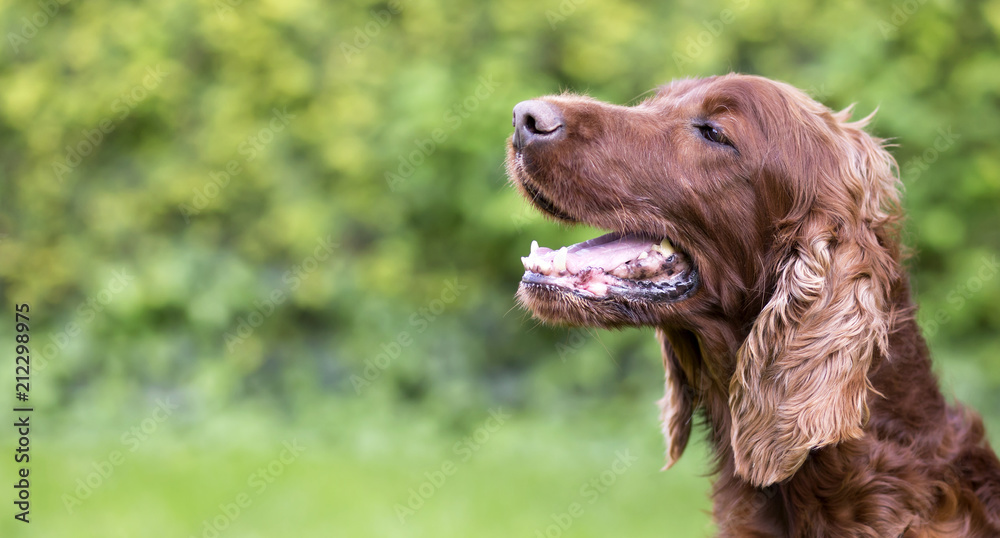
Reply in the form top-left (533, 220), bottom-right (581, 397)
top-left (698, 124), bottom-right (730, 146)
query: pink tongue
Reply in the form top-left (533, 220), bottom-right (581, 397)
top-left (564, 233), bottom-right (657, 273)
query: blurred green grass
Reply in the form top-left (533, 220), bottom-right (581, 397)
top-left (0, 393), bottom-right (996, 537)
top-left (0, 400), bottom-right (715, 537)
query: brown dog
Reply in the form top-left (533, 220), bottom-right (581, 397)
top-left (507, 74), bottom-right (1000, 536)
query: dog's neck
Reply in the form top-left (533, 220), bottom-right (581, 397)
top-left (658, 273), bottom-right (929, 482)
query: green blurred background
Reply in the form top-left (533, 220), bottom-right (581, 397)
top-left (1, 0), bottom-right (998, 536)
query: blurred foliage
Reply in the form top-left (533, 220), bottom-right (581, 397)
top-left (0, 0), bottom-right (999, 535)
top-left (2, 0), bottom-right (998, 417)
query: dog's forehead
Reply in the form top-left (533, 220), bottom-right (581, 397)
top-left (653, 78), bottom-right (711, 106)
top-left (650, 75), bottom-right (822, 132)
top-left (651, 76), bottom-right (752, 113)
top-left (656, 77), bottom-right (711, 96)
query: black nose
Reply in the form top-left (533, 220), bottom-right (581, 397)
top-left (512, 100), bottom-right (564, 150)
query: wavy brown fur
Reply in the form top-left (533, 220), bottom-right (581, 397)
top-left (506, 74), bottom-right (1000, 536)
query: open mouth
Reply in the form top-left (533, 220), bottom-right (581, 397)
top-left (520, 232), bottom-right (698, 302)
top-left (509, 142), bottom-right (698, 304)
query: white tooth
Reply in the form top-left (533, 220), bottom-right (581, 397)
top-left (531, 240), bottom-right (539, 255)
top-left (521, 256), bottom-right (530, 270)
top-left (637, 251), bottom-right (648, 260)
top-left (553, 247), bottom-right (568, 273)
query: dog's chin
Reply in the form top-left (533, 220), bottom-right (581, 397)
top-left (516, 280), bottom-right (694, 329)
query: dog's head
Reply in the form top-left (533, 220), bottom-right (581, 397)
top-left (507, 74), bottom-right (902, 486)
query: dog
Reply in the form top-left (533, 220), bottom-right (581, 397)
top-left (506, 74), bottom-right (1000, 536)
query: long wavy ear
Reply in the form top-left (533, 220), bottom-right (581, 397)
top-left (729, 108), bottom-right (902, 487)
top-left (657, 328), bottom-right (700, 470)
